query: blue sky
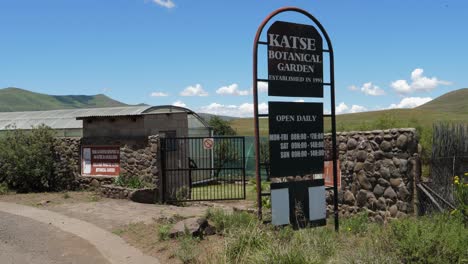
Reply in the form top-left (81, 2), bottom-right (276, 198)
top-left (1, 0), bottom-right (467, 117)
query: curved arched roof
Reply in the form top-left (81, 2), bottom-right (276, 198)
top-left (0, 105), bottom-right (210, 130)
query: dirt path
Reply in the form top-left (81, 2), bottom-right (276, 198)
top-left (0, 211), bottom-right (110, 264)
top-left (0, 202), bottom-right (160, 264)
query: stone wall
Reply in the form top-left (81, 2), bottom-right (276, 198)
top-left (325, 128), bottom-right (421, 223)
top-left (120, 135), bottom-right (159, 185)
top-left (53, 137), bottom-right (81, 190)
top-left (53, 135), bottom-right (161, 193)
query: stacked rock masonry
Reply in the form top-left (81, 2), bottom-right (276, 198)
top-left (324, 128), bottom-right (421, 222)
top-left (53, 135), bottom-right (160, 192)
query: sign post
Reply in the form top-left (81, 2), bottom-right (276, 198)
top-left (253, 7), bottom-right (339, 231)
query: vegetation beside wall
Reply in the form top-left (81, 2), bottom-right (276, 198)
top-left (203, 210), bottom-right (467, 264)
top-left (0, 125), bottom-right (75, 192)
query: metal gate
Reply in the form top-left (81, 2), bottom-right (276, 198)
top-left (160, 137), bottom-right (246, 202)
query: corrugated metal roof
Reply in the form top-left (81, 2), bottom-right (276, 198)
top-left (0, 105), bottom-right (209, 130)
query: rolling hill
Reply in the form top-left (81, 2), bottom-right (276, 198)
top-left (0, 87), bottom-right (127, 112)
top-left (230, 88), bottom-right (468, 136)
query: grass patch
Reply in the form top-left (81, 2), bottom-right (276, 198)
top-left (205, 211), bottom-right (468, 264)
top-left (157, 224), bottom-right (172, 241)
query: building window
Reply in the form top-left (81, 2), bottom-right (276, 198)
top-left (161, 130), bottom-right (177, 151)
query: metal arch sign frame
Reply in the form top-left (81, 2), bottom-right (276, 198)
top-left (252, 7), bottom-right (340, 231)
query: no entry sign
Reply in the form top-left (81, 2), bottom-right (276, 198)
top-left (203, 138), bottom-right (214, 150)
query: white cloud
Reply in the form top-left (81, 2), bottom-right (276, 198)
top-left (349, 82), bottom-right (385, 96)
top-left (388, 97), bottom-right (432, 109)
top-left (348, 85), bottom-right (359, 91)
top-left (216, 83), bottom-right (249, 96)
top-left (391, 68), bottom-right (451, 94)
top-left (152, 0), bottom-right (175, 8)
top-left (258, 82), bottom-right (268, 93)
top-left (150, 91), bottom-right (168, 97)
top-left (180, 84), bottom-right (208, 96)
top-left (172, 100), bottom-right (186, 107)
top-left (336, 102), bottom-right (367, 114)
top-left (199, 102), bottom-right (268, 117)
top-left (360, 82), bottom-right (385, 96)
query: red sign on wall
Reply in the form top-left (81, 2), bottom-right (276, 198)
top-left (81, 146), bottom-right (120, 176)
top-left (324, 160), bottom-right (341, 189)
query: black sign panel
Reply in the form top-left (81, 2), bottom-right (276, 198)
top-left (268, 102), bottom-right (324, 177)
top-left (267, 21), bottom-right (323, 97)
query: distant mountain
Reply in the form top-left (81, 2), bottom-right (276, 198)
top-left (230, 88), bottom-right (468, 136)
top-left (0, 87), bottom-right (127, 112)
top-left (198, 113), bottom-right (237, 122)
top-left (416, 88), bottom-right (468, 114)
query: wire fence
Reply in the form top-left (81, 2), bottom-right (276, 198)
top-left (425, 123), bottom-right (468, 212)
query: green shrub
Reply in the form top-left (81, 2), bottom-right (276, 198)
top-left (0, 125), bottom-right (72, 192)
top-left (341, 212), bottom-right (371, 235)
top-left (205, 209), bottom-right (256, 234)
top-left (0, 182), bottom-right (9, 195)
top-left (388, 214), bottom-right (468, 263)
top-left (114, 175), bottom-right (149, 189)
top-left (157, 224), bottom-right (172, 241)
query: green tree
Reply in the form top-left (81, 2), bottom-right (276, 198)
top-left (0, 125), bottom-right (69, 192)
top-left (208, 116), bottom-right (236, 136)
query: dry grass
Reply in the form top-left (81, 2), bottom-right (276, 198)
top-left (0, 191), bottom-right (102, 207)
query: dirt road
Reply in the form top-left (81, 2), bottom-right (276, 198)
top-left (0, 211), bottom-right (110, 264)
top-left (0, 202), bottom-right (160, 264)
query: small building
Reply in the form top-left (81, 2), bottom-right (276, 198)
top-left (0, 105), bottom-right (212, 138)
top-left (0, 105), bottom-right (213, 201)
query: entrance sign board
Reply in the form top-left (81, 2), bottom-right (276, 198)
top-left (268, 102), bottom-right (324, 177)
top-left (81, 146), bottom-right (120, 176)
top-left (253, 7), bottom-right (339, 231)
top-left (268, 21), bottom-right (323, 97)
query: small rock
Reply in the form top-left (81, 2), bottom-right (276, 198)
top-left (356, 150), bottom-right (367, 162)
top-left (384, 187), bottom-right (397, 200)
top-left (374, 150), bottom-right (384, 160)
top-left (357, 171), bottom-right (372, 190)
top-left (376, 197), bottom-right (387, 211)
top-left (396, 211), bottom-right (407, 219)
top-left (356, 190), bottom-right (368, 207)
top-left (169, 217), bottom-right (208, 238)
top-left (380, 141), bottom-right (392, 152)
top-left (373, 184), bottom-right (385, 197)
top-left (37, 200), bottom-right (50, 206)
top-left (344, 190), bottom-right (356, 205)
top-left (389, 205), bottom-right (398, 217)
top-left (354, 162), bottom-right (364, 172)
top-left (347, 138), bottom-right (357, 150)
top-left (396, 134), bottom-right (408, 150)
top-left (390, 178), bottom-right (402, 188)
top-left (374, 215), bottom-right (384, 225)
top-left (90, 179), bottom-right (100, 188)
top-left (398, 186), bottom-right (410, 201)
top-left (378, 178), bottom-right (390, 187)
top-left (129, 188), bottom-right (157, 204)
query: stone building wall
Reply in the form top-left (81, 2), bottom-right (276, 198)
top-left (325, 128), bottom-right (421, 223)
